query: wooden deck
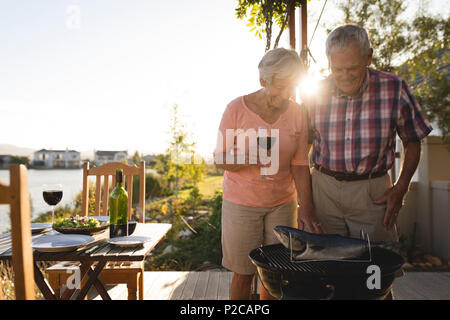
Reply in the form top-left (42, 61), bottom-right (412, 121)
top-left (86, 271), bottom-right (450, 300)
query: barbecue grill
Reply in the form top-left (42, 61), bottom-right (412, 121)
top-left (249, 244), bottom-right (404, 300)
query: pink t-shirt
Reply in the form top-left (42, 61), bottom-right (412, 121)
top-left (214, 96), bottom-right (310, 208)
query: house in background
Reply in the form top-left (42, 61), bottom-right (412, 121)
top-left (142, 154), bottom-right (156, 166)
top-left (94, 150), bottom-right (128, 166)
top-left (32, 149), bottom-right (81, 168)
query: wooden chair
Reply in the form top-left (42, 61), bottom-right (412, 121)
top-left (46, 161), bottom-right (147, 299)
top-left (0, 164), bottom-right (35, 300)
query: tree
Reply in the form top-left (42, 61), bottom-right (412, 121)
top-left (334, 0), bottom-right (449, 141)
top-left (166, 104), bottom-right (196, 199)
top-left (398, 16), bottom-right (450, 142)
top-left (235, 0), bottom-right (304, 51)
top-left (9, 156), bottom-right (30, 166)
top-left (186, 157), bottom-right (206, 188)
top-left (131, 151), bottom-right (142, 166)
top-left (335, 0), bottom-right (409, 73)
top-left (152, 153), bottom-right (175, 196)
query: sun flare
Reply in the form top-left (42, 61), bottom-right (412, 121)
top-left (299, 74), bottom-right (320, 97)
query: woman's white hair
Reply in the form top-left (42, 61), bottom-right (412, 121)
top-left (326, 24), bottom-right (371, 58)
top-left (258, 47), bottom-right (303, 84)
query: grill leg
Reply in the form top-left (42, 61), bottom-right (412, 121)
top-left (251, 272), bottom-right (259, 300)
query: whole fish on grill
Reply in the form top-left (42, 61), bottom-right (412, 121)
top-left (273, 225), bottom-right (402, 261)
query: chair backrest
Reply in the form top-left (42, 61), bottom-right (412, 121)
top-left (81, 161), bottom-right (146, 223)
top-left (0, 164), bottom-right (35, 300)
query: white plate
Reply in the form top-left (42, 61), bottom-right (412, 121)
top-left (32, 234), bottom-right (96, 252)
top-left (31, 223), bottom-right (52, 234)
top-left (108, 236), bottom-right (152, 248)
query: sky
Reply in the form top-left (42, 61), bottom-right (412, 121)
top-left (0, 0), bottom-right (447, 159)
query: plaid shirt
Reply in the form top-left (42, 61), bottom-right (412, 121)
top-left (307, 68), bottom-right (433, 174)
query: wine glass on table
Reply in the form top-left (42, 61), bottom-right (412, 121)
top-left (257, 127), bottom-right (277, 180)
top-left (42, 184), bottom-right (63, 234)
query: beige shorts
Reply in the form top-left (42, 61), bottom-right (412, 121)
top-left (311, 167), bottom-right (398, 242)
top-left (221, 199), bottom-right (297, 275)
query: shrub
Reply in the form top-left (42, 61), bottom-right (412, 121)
top-left (185, 186), bottom-right (202, 211)
top-left (145, 190), bottom-right (223, 271)
top-left (132, 173), bottom-right (172, 205)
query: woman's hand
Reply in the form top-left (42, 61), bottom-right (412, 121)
top-left (297, 206), bottom-right (325, 234)
top-left (214, 149), bottom-right (265, 172)
top-left (292, 165), bottom-right (325, 234)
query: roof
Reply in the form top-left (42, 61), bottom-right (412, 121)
top-left (35, 149), bottom-right (80, 153)
top-left (95, 150), bottom-right (128, 156)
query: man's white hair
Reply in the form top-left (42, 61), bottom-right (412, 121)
top-left (258, 47), bottom-right (304, 84)
top-left (326, 24), bottom-right (371, 58)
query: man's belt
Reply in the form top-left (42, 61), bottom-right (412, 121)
top-left (314, 164), bottom-right (387, 181)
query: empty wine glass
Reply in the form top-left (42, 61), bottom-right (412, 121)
top-left (42, 184), bottom-right (63, 234)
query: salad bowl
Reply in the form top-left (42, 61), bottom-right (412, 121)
top-left (52, 216), bottom-right (109, 235)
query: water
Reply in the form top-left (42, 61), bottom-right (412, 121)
top-left (0, 169), bottom-right (83, 233)
top-left (0, 168), bottom-right (158, 233)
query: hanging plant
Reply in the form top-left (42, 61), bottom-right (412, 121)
top-left (235, 0), bottom-right (306, 51)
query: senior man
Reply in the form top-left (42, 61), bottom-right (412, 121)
top-left (304, 24), bottom-right (433, 299)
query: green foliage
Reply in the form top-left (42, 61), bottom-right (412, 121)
top-left (398, 16), bottom-right (450, 142)
top-left (131, 151), bottom-right (142, 166)
top-left (9, 156), bottom-right (30, 166)
top-left (164, 199), bottom-right (191, 243)
top-left (132, 172), bottom-right (168, 204)
top-left (166, 104), bottom-right (194, 198)
top-left (185, 157), bottom-right (207, 187)
top-left (185, 186), bottom-right (202, 211)
top-left (1, 260), bottom-right (46, 300)
top-left (155, 104), bottom-right (207, 198)
top-left (31, 203), bottom-right (77, 223)
top-left (152, 154), bottom-right (172, 190)
top-left (72, 181), bottom-right (96, 216)
top-left (208, 190), bottom-right (223, 230)
top-left (145, 190), bottom-right (223, 271)
top-left (335, 0), bottom-right (450, 141)
top-left (204, 162), bottom-right (224, 176)
top-left (235, 0), bottom-right (305, 51)
top-left (336, 0), bottom-right (408, 73)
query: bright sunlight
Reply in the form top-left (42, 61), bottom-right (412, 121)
top-left (299, 73), bottom-right (320, 97)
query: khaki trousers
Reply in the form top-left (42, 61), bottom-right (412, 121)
top-left (311, 168), bottom-right (398, 242)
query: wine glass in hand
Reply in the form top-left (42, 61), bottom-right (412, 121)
top-left (257, 127), bottom-right (276, 180)
top-left (43, 184), bottom-right (63, 234)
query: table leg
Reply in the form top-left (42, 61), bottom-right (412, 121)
top-left (60, 261), bottom-right (93, 300)
top-left (75, 261), bottom-right (109, 300)
top-left (33, 263), bottom-right (57, 300)
top-left (90, 267), bottom-right (111, 300)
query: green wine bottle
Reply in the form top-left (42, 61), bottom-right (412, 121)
top-left (109, 169), bottom-right (128, 238)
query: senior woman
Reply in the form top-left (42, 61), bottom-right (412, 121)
top-left (214, 48), bottom-right (324, 300)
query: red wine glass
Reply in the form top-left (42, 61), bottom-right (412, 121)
top-left (42, 184), bottom-right (63, 234)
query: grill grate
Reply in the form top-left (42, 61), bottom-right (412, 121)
top-left (252, 244), bottom-right (402, 276)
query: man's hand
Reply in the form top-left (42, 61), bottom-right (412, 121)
top-left (373, 140), bottom-right (420, 230)
top-left (373, 184), bottom-right (408, 230)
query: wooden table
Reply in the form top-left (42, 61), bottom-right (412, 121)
top-left (0, 223), bottom-right (171, 300)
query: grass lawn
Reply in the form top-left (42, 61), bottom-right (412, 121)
top-left (179, 175), bottom-right (223, 200)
